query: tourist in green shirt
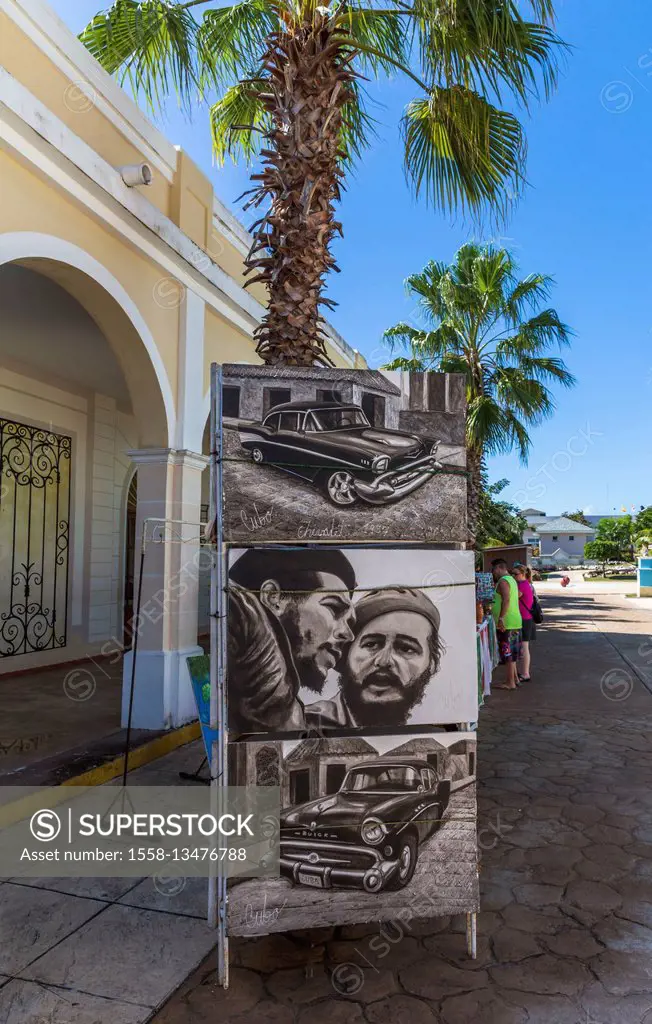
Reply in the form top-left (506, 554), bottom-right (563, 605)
top-left (491, 558), bottom-right (523, 691)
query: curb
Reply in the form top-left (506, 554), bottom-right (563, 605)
top-left (0, 722), bottom-right (201, 830)
top-left (61, 721), bottom-right (201, 788)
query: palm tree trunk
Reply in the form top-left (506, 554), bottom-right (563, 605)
top-left (244, 13), bottom-right (355, 365)
top-left (466, 445), bottom-right (483, 550)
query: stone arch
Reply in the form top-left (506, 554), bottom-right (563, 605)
top-left (0, 232), bottom-right (174, 447)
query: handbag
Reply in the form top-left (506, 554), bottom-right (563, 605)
top-left (520, 586), bottom-right (543, 625)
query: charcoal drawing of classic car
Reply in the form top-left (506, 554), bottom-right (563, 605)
top-left (238, 402), bottom-right (442, 506)
top-left (279, 759), bottom-right (451, 893)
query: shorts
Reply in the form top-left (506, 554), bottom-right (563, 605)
top-left (521, 619), bottom-right (535, 643)
top-left (497, 628), bottom-right (521, 664)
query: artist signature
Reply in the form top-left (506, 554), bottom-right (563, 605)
top-left (298, 518), bottom-right (344, 539)
top-left (244, 893), bottom-right (288, 930)
top-left (240, 504), bottom-right (273, 532)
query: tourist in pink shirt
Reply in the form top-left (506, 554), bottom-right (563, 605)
top-left (512, 564), bottom-right (535, 681)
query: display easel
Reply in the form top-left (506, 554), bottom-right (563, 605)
top-left (209, 363), bottom-right (229, 987)
top-left (207, 363), bottom-right (478, 988)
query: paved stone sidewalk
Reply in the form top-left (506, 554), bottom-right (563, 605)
top-left (0, 743), bottom-right (219, 1024)
top-left (152, 592), bottom-right (652, 1024)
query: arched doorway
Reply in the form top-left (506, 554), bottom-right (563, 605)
top-left (0, 237), bottom-right (173, 774)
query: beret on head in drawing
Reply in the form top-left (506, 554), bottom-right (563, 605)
top-left (352, 586), bottom-right (441, 635)
top-left (229, 547), bottom-right (357, 594)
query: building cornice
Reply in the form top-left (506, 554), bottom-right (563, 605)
top-left (0, 68), bottom-right (265, 336)
top-left (1, 0), bottom-right (178, 182)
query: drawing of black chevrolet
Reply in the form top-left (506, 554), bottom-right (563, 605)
top-left (238, 402), bottom-right (442, 506)
top-left (279, 759), bottom-right (451, 892)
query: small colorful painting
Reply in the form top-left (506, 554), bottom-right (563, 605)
top-left (186, 654), bottom-right (218, 761)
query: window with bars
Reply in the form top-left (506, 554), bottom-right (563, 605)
top-left (0, 417), bottom-right (71, 656)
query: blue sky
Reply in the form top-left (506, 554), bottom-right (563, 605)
top-left (53, 0), bottom-right (651, 516)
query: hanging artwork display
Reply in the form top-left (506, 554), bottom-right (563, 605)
top-left (227, 546), bottom-right (477, 737)
top-left (221, 365), bottom-right (467, 544)
top-left (208, 363), bottom-right (480, 986)
top-left (227, 731), bottom-right (478, 936)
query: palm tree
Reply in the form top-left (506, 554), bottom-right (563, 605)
top-left (382, 243), bottom-right (575, 546)
top-left (80, 1), bottom-right (565, 365)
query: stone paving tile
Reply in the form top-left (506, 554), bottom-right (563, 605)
top-left (489, 954), bottom-right (593, 996)
top-left (491, 927), bottom-right (543, 962)
top-left (617, 900), bottom-right (652, 928)
top-left (0, 980), bottom-right (150, 1024)
top-left (154, 967), bottom-right (263, 1022)
top-left (440, 988), bottom-right (527, 1024)
top-left (265, 966), bottom-right (337, 1006)
top-left (497, 991), bottom-right (581, 1024)
top-left (9, 876), bottom-right (143, 902)
top-left (20, 904), bottom-right (217, 1007)
top-left (0, 883), bottom-right (103, 975)
top-left (590, 950), bottom-right (652, 996)
top-left (148, 593), bottom-right (652, 1024)
top-left (117, 877), bottom-right (209, 918)
top-left (365, 994), bottom-right (439, 1023)
top-left (297, 1002), bottom-right (365, 1024)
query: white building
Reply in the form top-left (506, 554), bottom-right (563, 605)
top-left (521, 510), bottom-right (595, 564)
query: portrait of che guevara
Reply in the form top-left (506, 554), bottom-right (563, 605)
top-left (227, 546), bottom-right (476, 738)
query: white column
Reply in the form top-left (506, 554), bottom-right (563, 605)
top-left (121, 447), bottom-right (208, 730)
top-left (176, 289), bottom-right (206, 453)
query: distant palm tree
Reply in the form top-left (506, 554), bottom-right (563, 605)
top-left (80, 1), bottom-right (565, 365)
top-left (382, 243), bottom-right (575, 546)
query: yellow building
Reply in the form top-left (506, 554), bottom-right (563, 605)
top-left (0, 0), bottom-right (362, 738)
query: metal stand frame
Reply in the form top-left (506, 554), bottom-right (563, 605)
top-left (209, 364), bottom-right (229, 988)
top-left (466, 912), bottom-right (477, 959)
top-left (205, 363), bottom-right (480, 983)
top-left (462, 719), bottom-right (478, 960)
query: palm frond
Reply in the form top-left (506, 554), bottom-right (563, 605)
top-left (439, 353), bottom-right (472, 378)
top-left (401, 87), bottom-right (525, 217)
top-left (404, 260), bottom-right (450, 321)
top-left (466, 394), bottom-right (511, 455)
top-left (414, 0), bottom-right (566, 109)
top-left (470, 245), bottom-right (515, 305)
top-left (502, 409), bottom-right (533, 462)
top-left (517, 356), bottom-right (577, 387)
top-left (382, 355), bottom-right (434, 371)
top-left (383, 322), bottom-right (425, 349)
top-left (210, 78), bottom-right (270, 164)
top-left (504, 273), bottom-right (553, 321)
top-left (337, 6), bottom-right (407, 78)
top-left (197, 0), bottom-right (276, 92)
top-left (492, 367), bottom-right (555, 421)
top-left (79, 0), bottom-right (200, 110)
top-left (496, 309), bottom-right (573, 360)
